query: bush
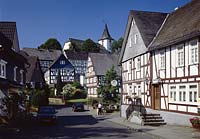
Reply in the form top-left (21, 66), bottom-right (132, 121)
top-left (30, 88), bottom-right (49, 107)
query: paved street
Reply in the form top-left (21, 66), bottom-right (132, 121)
top-left (0, 106), bottom-right (153, 139)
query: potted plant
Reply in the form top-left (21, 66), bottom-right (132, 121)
top-left (190, 117), bottom-right (200, 129)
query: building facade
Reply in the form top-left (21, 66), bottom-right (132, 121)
top-left (44, 54), bottom-right (75, 85)
top-left (119, 10), bottom-right (167, 119)
top-left (148, 0), bottom-right (200, 126)
top-left (22, 48), bottom-right (62, 72)
top-left (64, 50), bottom-right (88, 85)
top-left (0, 22), bottom-right (27, 121)
top-left (120, 0), bottom-right (200, 126)
top-left (86, 53), bottom-right (120, 97)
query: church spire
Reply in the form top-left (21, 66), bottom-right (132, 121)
top-left (99, 24), bottom-right (113, 40)
top-left (98, 24), bottom-right (114, 52)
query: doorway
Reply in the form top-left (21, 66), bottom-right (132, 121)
top-left (151, 84), bottom-right (161, 110)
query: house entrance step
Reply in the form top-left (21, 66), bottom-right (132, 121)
top-left (142, 113), bottom-right (166, 126)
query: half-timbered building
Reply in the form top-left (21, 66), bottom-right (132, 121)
top-left (0, 22), bottom-right (27, 122)
top-left (119, 10), bottom-right (167, 119)
top-left (86, 53), bottom-right (120, 97)
top-left (44, 54), bottom-right (75, 85)
top-left (148, 0), bottom-right (200, 126)
top-left (64, 50), bottom-right (88, 85)
top-left (22, 48), bottom-right (61, 73)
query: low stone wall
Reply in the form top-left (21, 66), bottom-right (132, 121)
top-left (121, 104), bottom-right (128, 118)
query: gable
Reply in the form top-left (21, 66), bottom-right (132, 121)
top-left (50, 54), bottom-right (74, 70)
top-left (122, 19), bottom-right (147, 62)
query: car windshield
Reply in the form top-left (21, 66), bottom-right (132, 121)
top-left (39, 107), bottom-right (55, 114)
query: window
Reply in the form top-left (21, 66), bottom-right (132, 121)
top-left (179, 92), bottom-right (182, 101)
top-left (137, 85), bottom-right (141, 96)
top-left (169, 86), bottom-right (176, 101)
top-left (14, 66), bottom-right (17, 81)
top-left (136, 57), bottom-right (141, 71)
top-left (183, 92), bottom-right (186, 102)
top-left (189, 85), bottom-right (197, 102)
top-left (129, 37), bottom-right (132, 47)
top-left (134, 34), bottom-right (138, 44)
top-left (190, 40), bottom-right (198, 64)
top-left (20, 70), bottom-right (23, 84)
top-left (0, 60), bottom-right (7, 78)
top-left (129, 85), bottom-right (132, 96)
top-left (177, 45), bottom-right (184, 66)
top-left (60, 60), bottom-right (65, 65)
top-left (160, 51), bottom-right (165, 69)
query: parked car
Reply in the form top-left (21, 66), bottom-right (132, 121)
top-left (72, 102), bottom-right (84, 112)
top-left (37, 106), bottom-right (57, 124)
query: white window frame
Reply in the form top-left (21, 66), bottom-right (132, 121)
top-left (20, 70), bottom-right (24, 84)
top-left (189, 39), bottom-right (198, 64)
top-left (14, 66), bottom-right (17, 81)
top-left (0, 60), bottom-right (7, 78)
top-left (176, 44), bottom-right (184, 67)
top-left (179, 85), bottom-right (186, 102)
top-left (189, 85), bottom-right (197, 102)
top-left (129, 37), bottom-right (132, 48)
top-left (134, 34), bottom-right (138, 44)
top-left (136, 57), bottom-right (141, 71)
top-left (159, 51), bottom-right (165, 69)
top-left (169, 86), bottom-right (176, 102)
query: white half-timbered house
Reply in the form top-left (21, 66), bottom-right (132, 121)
top-left (86, 53), bottom-right (120, 97)
top-left (119, 10), bottom-right (167, 119)
top-left (148, 0), bottom-right (200, 126)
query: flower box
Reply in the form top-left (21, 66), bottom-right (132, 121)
top-left (190, 117), bottom-right (200, 129)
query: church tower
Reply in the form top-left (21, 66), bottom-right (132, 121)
top-left (98, 24), bottom-right (114, 52)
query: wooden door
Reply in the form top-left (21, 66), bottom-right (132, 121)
top-left (151, 84), bottom-right (161, 110)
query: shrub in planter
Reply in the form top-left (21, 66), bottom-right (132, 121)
top-left (190, 117), bottom-right (200, 129)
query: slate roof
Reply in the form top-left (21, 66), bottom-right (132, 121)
top-left (89, 53), bottom-right (120, 76)
top-left (0, 22), bottom-right (16, 43)
top-left (99, 24), bottom-right (113, 40)
top-left (64, 50), bottom-right (88, 60)
top-left (25, 56), bottom-right (45, 83)
top-left (149, 0), bottom-right (200, 50)
top-left (68, 38), bottom-right (84, 47)
top-left (22, 48), bottom-right (62, 61)
top-left (119, 10), bottom-right (167, 64)
top-left (0, 22), bottom-right (19, 51)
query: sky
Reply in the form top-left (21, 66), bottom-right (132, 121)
top-left (0, 0), bottom-right (191, 49)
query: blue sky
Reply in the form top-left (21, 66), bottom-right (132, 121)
top-left (0, 0), bottom-right (191, 49)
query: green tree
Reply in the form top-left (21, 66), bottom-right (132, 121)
top-left (111, 37), bottom-right (123, 53)
top-left (56, 70), bottom-right (63, 95)
top-left (30, 88), bottom-right (49, 107)
top-left (97, 65), bottom-right (120, 104)
top-left (82, 39), bottom-right (100, 52)
top-left (62, 84), bottom-right (76, 99)
top-left (38, 38), bottom-right (62, 50)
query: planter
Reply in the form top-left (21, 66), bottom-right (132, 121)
top-left (192, 124), bottom-right (200, 129)
top-left (190, 117), bottom-right (200, 129)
